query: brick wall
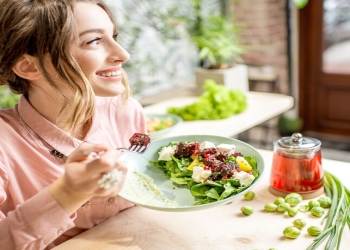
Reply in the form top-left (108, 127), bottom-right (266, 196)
top-left (232, 0), bottom-right (289, 94)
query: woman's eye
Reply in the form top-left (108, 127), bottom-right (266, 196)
top-left (86, 37), bottom-right (102, 45)
top-left (113, 33), bottom-right (119, 41)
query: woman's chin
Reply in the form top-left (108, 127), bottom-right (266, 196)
top-left (94, 85), bottom-right (125, 97)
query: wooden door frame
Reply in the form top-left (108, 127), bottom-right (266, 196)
top-left (299, 0), bottom-right (350, 138)
top-left (299, 0), bottom-right (323, 133)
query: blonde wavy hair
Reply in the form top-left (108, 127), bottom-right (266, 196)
top-left (0, 0), bottom-right (130, 136)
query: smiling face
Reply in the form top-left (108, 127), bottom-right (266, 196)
top-left (72, 2), bottom-right (130, 97)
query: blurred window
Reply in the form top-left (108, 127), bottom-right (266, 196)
top-left (323, 0), bottom-right (350, 74)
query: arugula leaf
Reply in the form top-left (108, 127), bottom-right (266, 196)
top-left (186, 180), bottom-right (198, 189)
top-left (170, 155), bottom-right (192, 172)
top-left (190, 181), bottom-right (223, 198)
top-left (173, 170), bottom-right (192, 178)
top-left (191, 185), bottom-right (211, 198)
top-left (170, 173), bottom-right (190, 185)
top-left (193, 197), bottom-right (216, 205)
top-left (206, 188), bottom-right (220, 200)
top-left (219, 182), bottom-right (237, 200)
top-left (252, 169), bottom-right (259, 179)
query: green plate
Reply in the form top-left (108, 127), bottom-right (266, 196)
top-left (119, 135), bottom-right (265, 212)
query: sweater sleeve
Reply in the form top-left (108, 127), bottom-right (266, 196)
top-left (0, 164), bottom-right (75, 250)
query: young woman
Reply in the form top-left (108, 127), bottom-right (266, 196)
top-left (0, 0), bottom-right (147, 249)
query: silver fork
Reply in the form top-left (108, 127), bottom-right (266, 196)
top-left (117, 133), bottom-right (151, 154)
top-left (83, 133), bottom-right (151, 157)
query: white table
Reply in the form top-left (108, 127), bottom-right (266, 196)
top-left (143, 91), bottom-right (294, 137)
top-left (53, 150), bottom-right (350, 250)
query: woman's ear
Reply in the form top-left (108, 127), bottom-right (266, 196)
top-left (12, 54), bottom-right (41, 80)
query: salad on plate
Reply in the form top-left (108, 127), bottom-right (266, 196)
top-left (149, 140), bottom-right (259, 205)
top-left (146, 116), bottom-right (173, 132)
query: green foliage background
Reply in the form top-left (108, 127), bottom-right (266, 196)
top-left (0, 87), bottom-right (20, 109)
top-left (104, 0), bottom-right (226, 98)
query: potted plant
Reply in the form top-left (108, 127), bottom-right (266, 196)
top-left (192, 15), bottom-right (246, 70)
top-left (189, 2), bottom-right (248, 94)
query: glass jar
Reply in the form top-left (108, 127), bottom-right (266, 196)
top-left (270, 133), bottom-right (323, 194)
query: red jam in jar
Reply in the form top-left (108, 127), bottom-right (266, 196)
top-left (270, 133), bottom-right (323, 193)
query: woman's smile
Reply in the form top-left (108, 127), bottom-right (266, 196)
top-left (96, 67), bottom-right (123, 81)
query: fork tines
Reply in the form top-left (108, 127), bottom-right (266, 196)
top-left (129, 144), bottom-right (148, 154)
top-left (127, 133), bottom-right (151, 154)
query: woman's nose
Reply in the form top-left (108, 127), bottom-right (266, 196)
top-left (109, 42), bottom-right (130, 63)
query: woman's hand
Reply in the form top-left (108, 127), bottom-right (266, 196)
top-left (64, 143), bottom-right (127, 196)
top-left (48, 143), bottom-right (127, 215)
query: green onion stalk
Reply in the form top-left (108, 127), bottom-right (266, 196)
top-left (306, 171), bottom-right (350, 250)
